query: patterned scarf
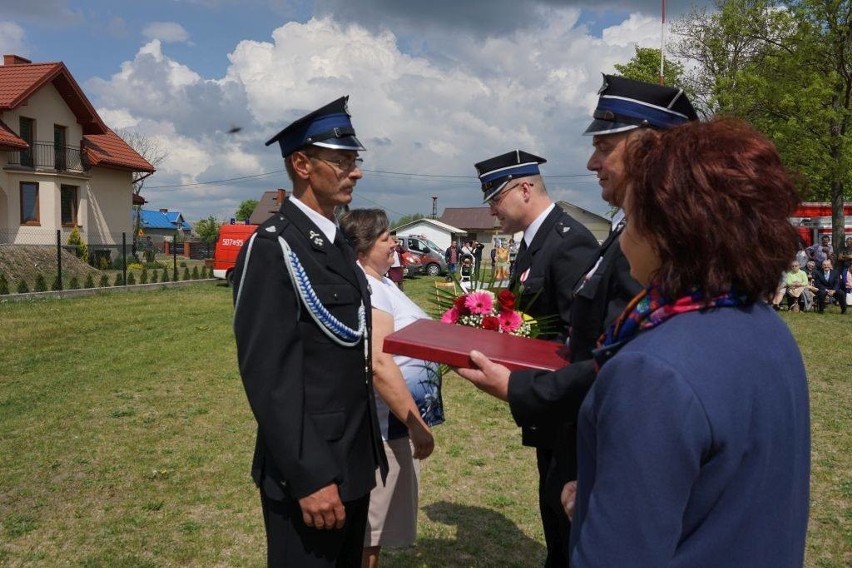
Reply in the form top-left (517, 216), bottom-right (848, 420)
top-left (595, 285), bottom-right (746, 368)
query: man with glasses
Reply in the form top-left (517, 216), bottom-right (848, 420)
top-left (460, 77), bottom-right (698, 566)
top-left (474, 149), bottom-right (597, 567)
top-left (232, 96), bottom-right (387, 566)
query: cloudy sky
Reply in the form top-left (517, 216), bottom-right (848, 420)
top-left (1, 0), bottom-right (710, 222)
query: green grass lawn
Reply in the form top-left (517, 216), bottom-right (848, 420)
top-left (0, 278), bottom-right (849, 566)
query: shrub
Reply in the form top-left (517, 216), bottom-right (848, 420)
top-left (179, 261), bottom-right (187, 268)
top-left (114, 273), bottom-right (124, 286)
top-left (183, 267), bottom-right (191, 281)
top-left (128, 262), bottom-right (144, 271)
top-left (17, 279), bottom-right (29, 294)
top-left (84, 274), bottom-right (95, 289)
top-left (68, 276), bottom-right (80, 290)
top-left (111, 256), bottom-right (135, 270)
top-left (0, 274), bottom-right (9, 295)
top-left (127, 272), bottom-right (136, 285)
top-left (67, 227), bottom-right (88, 261)
top-left (144, 261), bottom-right (163, 269)
top-left (34, 273), bottom-right (47, 292)
top-left (140, 268), bottom-right (148, 284)
top-left (51, 275), bottom-right (62, 291)
top-left (191, 266), bottom-right (200, 280)
top-left (150, 270), bottom-right (158, 284)
top-left (162, 269), bottom-right (170, 283)
top-left (143, 248), bottom-right (157, 263)
top-left (99, 274), bottom-right (109, 288)
top-left (97, 256), bottom-right (110, 271)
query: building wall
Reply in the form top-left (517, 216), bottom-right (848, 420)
top-left (397, 221), bottom-right (454, 251)
top-left (85, 167), bottom-right (133, 244)
top-left (0, 84), bottom-right (133, 244)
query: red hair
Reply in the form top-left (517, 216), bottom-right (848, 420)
top-left (623, 117), bottom-right (800, 302)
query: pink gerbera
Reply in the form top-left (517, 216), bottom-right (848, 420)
top-left (464, 290), bottom-right (494, 315)
top-left (498, 310), bottom-right (522, 334)
top-left (441, 307), bottom-right (460, 324)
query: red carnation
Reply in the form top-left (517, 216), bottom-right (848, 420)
top-left (481, 316), bottom-right (501, 331)
top-left (497, 289), bottom-right (516, 311)
top-left (453, 294), bottom-right (469, 314)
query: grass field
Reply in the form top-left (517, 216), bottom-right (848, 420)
top-left (0, 278), bottom-right (849, 567)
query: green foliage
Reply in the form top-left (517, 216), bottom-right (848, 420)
top-left (140, 268), bottom-right (148, 284)
top-left (99, 275), bottom-right (110, 288)
top-left (16, 279), bottom-right (29, 294)
top-left (150, 270), bottom-right (158, 284)
top-left (127, 262), bottom-right (143, 271)
top-left (235, 199), bottom-right (258, 223)
top-left (34, 273), bottom-right (47, 292)
top-left (84, 274), bottom-right (95, 289)
top-left (614, 46), bottom-right (688, 93)
top-left (671, 0), bottom-right (852, 243)
top-left (114, 273), bottom-right (124, 286)
top-left (391, 213), bottom-right (425, 229)
top-left (0, 274), bottom-right (8, 295)
top-left (179, 261), bottom-right (187, 268)
top-left (67, 227), bottom-right (88, 261)
top-left (143, 261), bottom-right (163, 269)
top-left (68, 276), bottom-right (80, 290)
top-left (182, 267), bottom-right (191, 281)
top-left (194, 215), bottom-right (221, 246)
top-left (97, 255), bottom-right (110, 271)
top-left (143, 248), bottom-right (157, 263)
top-left (127, 272), bottom-right (136, 285)
top-left (51, 275), bottom-right (62, 291)
top-left (191, 266), bottom-right (200, 280)
top-left (161, 269), bottom-right (169, 283)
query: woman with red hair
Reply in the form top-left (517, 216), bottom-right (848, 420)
top-left (569, 118), bottom-right (810, 567)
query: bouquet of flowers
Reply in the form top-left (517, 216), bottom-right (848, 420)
top-left (438, 288), bottom-right (534, 337)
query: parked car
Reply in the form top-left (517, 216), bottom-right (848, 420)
top-left (399, 235), bottom-right (448, 276)
top-left (400, 249), bottom-right (421, 277)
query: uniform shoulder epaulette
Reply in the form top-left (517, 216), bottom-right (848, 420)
top-left (256, 214), bottom-right (291, 239)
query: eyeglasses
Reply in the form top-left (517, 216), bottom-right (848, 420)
top-left (309, 154), bottom-right (364, 172)
top-left (486, 182), bottom-right (522, 206)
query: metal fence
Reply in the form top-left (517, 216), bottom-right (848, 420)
top-left (0, 229), bottom-right (213, 295)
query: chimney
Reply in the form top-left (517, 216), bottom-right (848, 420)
top-left (276, 188), bottom-right (288, 204)
top-left (3, 55), bottom-right (32, 66)
top-left (159, 208), bottom-right (168, 213)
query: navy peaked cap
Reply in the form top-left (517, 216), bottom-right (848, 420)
top-left (475, 150), bottom-right (547, 203)
top-left (265, 96), bottom-right (366, 157)
top-left (584, 74), bottom-right (698, 136)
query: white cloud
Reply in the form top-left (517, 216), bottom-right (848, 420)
top-left (87, 8), bottom-right (671, 221)
top-left (0, 22), bottom-right (27, 56)
top-left (142, 21), bottom-right (192, 44)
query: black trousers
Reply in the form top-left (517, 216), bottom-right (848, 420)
top-left (260, 490), bottom-right (370, 567)
top-left (537, 447), bottom-right (571, 568)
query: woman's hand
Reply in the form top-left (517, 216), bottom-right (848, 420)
top-left (561, 481), bottom-right (578, 522)
top-left (408, 421), bottom-right (435, 460)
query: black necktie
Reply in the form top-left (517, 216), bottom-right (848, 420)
top-left (517, 240), bottom-right (528, 258)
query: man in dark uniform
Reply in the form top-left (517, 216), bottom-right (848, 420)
top-left (475, 150), bottom-right (598, 567)
top-left (458, 76), bottom-right (698, 565)
top-left (232, 96), bottom-right (387, 566)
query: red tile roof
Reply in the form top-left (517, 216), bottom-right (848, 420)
top-left (0, 118), bottom-right (27, 149)
top-left (0, 55), bottom-right (154, 172)
top-left (84, 129), bottom-right (155, 172)
top-left (440, 207), bottom-right (500, 231)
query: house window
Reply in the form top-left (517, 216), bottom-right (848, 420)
top-left (54, 125), bottom-right (67, 170)
top-left (61, 185), bottom-right (78, 226)
top-left (20, 182), bottom-right (39, 225)
top-left (20, 117), bottom-right (35, 167)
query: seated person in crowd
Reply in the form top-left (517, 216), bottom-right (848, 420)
top-left (814, 259), bottom-right (847, 314)
top-left (780, 260), bottom-right (812, 312)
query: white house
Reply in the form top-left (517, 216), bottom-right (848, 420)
top-left (0, 54), bottom-right (155, 246)
top-left (394, 217), bottom-right (465, 251)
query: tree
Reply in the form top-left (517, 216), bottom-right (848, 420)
top-left (117, 128), bottom-right (168, 239)
top-left (235, 199), bottom-right (258, 222)
top-left (671, 0), bottom-right (851, 246)
top-left (194, 216), bottom-right (221, 246)
top-left (391, 213), bottom-right (425, 229)
top-left (614, 46), bottom-right (689, 94)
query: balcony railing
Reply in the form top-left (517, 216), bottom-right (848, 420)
top-left (7, 142), bottom-right (86, 173)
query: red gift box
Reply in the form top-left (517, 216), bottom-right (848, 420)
top-left (382, 319), bottom-right (568, 371)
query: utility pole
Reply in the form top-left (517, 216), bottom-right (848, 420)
top-left (431, 196), bottom-right (438, 219)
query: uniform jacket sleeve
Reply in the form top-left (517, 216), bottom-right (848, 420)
top-left (232, 234), bottom-right (341, 499)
